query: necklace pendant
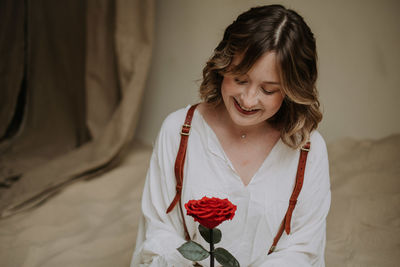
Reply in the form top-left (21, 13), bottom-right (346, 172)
top-left (241, 134), bottom-right (246, 139)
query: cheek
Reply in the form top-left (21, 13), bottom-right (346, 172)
top-left (221, 76), bottom-right (238, 96)
top-left (220, 80), bottom-right (232, 104)
top-left (268, 95), bottom-right (284, 111)
top-left (220, 78), bottom-right (227, 97)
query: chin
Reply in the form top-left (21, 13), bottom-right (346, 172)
top-left (229, 110), bottom-right (266, 128)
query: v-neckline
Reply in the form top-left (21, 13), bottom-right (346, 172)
top-left (194, 108), bottom-right (282, 187)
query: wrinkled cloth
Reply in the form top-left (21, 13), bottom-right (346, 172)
top-left (0, 132), bottom-right (398, 267)
top-left (0, 0), bottom-right (154, 217)
top-left (132, 105), bottom-right (331, 267)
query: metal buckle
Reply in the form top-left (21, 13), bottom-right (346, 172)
top-left (300, 146), bottom-right (310, 152)
top-left (180, 124), bottom-right (191, 136)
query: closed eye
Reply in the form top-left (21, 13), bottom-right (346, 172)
top-left (234, 78), bottom-right (247, 85)
top-left (261, 87), bottom-right (276, 95)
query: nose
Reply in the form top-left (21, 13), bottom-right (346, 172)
top-left (240, 85), bottom-right (258, 109)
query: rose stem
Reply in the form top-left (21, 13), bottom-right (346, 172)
top-left (209, 228), bottom-right (214, 267)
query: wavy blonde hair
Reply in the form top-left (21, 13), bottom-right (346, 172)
top-left (199, 5), bottom-right (322, 149)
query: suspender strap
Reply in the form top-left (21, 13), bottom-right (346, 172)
top-left (165, 104), bottom-right (311, 247)
top-left (166, 104), bottom-right (198, 241)
top-left (268, 141), bottom-right (311, 255)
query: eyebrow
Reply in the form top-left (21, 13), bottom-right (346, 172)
top-left (262, 81), bottom-right (281, 85)
top-left (235, 73), bottom-right (281, 85)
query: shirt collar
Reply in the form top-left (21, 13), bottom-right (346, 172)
top-left (194, 109), bottom-right (228, 162)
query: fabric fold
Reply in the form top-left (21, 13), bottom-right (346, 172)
top-left (0, 0), bottom-right (154, 218)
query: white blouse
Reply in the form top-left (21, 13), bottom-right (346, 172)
top-left (131, 105), bottom-right (331, 267)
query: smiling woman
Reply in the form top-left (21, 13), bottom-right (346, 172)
top-left (199, 5), bottom-right (321, 149)
top-left (220, 52), bottom-right (285, 130)
top-left (132, 5), bottom-right (330, 267)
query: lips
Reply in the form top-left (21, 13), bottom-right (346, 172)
top-left (233, 98), bottom-right (259, 115)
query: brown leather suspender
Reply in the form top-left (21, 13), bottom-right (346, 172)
top-left (268, 141), bottom-right (310, 254)
top-left (166, 104), bottom-right (198, 241)
top-left (166, 104), bottom-right (311, 253)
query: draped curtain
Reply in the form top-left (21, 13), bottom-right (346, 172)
top-left (0, 0), bottom-right (154, 217)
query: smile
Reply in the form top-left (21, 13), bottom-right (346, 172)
top-left (233, 98), bottom-right (259, 115)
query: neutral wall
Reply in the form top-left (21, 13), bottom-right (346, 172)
top-left (135, 0), bottom-right (400, 146)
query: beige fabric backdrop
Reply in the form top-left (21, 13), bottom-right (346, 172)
top-left (0, 0), bottom-right (154, 217)
top-left (136, 0), bottom-right (400, 146)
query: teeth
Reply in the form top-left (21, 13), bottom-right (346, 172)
top-left (240, 105), bottom-right (256, 112)
top-left (235, 98), bottom-right (256, 112)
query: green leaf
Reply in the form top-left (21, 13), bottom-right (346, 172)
top-left (214, 247), bottom-right (240, 267)
top-left (198, 224), bottom-right (222, 244)
top-left (177, 241), bottom-right (209, 261)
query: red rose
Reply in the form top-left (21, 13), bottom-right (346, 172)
top-left (184, 196), bottom-right (237, 229)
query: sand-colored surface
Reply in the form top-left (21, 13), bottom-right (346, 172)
top-left (0, 142), bottom-right (151, 267)
top-left (0, 135), bottom-right (399, 267)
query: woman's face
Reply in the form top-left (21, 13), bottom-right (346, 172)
top-left (221, 52), bottom-right (285, 129)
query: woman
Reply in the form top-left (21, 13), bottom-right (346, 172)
top-left (132, 4), bottom-right (330, 267)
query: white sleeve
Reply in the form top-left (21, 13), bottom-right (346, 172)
top-left (252, 133), bottom-right (331, 267)
top-left (131, 112), bottom-right (195, 267)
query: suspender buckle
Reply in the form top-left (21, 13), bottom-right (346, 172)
top-left (301, 141), bottom-right (310, 151)
top-left (300, 146), bottom-right (310, 152)
top-left (180, 124), bottom-right (191, 136)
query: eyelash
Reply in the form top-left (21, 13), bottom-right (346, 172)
top-left (234, 78), bottom-right (247, 85)
top-left (234, 78), bottom-right (274, 95)
top-left (261, 87), bottom-right (274, 95)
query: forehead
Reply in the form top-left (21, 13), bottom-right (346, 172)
top-left (231, 52), bottom-right (281, 83)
